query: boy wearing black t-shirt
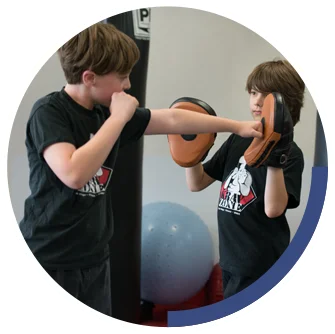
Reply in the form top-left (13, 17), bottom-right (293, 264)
top-left (19, 22), bottom-right (263, 315)
top-left (185, 59), bottom-right (305, 298)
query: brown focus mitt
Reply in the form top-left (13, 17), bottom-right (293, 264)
top-left (167, 97), bottom-right (217, 168)
top-left (244, 92), bottom-right (293, 168)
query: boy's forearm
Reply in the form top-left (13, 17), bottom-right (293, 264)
top-left (172, 109), bottom-right (239, 134)
top-left (264, 167), bottom-right (288, 218)
top-left (146, 108), bottom-right (240, 135)
top-left (69, 116), bottom-right (126, 188)
top-left (185, 163), bottom-right (204, 191)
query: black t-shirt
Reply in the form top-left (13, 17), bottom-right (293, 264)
top-left (203, 134), bottom-right (304, 277)
top-left (19, 88), bottom-right (151, 270)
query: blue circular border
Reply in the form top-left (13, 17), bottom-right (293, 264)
top-left (168, 166), bottom-right (328, 326)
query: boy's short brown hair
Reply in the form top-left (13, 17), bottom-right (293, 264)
top-left (246, 59), bottom-right (305, 126)
top-left (58, 22), bottom-right (140, 84)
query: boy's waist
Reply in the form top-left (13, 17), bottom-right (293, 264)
top-left (31, 242), bottom-right (110, 270)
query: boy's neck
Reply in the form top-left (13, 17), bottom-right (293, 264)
top-left (64, 84), bottom-right (94, 110)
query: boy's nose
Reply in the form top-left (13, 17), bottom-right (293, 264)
top-left (255, 97), bottom-right (263, 107)
top-left (124, 79), bottom-right (131, 90)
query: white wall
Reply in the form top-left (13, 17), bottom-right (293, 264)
top-left (8, 53), bottom-right (66, 223)
top-left (7, 7), bottom-right (317, 264)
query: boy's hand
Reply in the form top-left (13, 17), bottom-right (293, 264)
top-left (110, 91), bottom-right (139, 123)
top-left (244, 93), bottom-right (292, 168)
top-left (237, 120), bottom-right (263, 138)
top-left (265, 131), bottom-right (293, 168)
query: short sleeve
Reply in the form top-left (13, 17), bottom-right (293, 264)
top-left (120, 108), bottom-right (151, 147)
top-left (284, 143), bottom-right (304, 209)
top-left (27, 103), bottom-right (76, 158)
top-left (203, 135), bottom-right (234, 181)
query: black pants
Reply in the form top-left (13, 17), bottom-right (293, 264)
top-left (44, 258), bottom-right (112, 316)
top-left (222, 269), bottom-right (260, 299)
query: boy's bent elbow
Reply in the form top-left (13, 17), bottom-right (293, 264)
top-left (265, 207), bottom-right (285, 219)
top-left (188, 185), bottom-right (201, 192)
top-left (68, 180), bottom-right (85, 190)
top-left (63, 178), bottom-right (84, 190)
top-left (187, 182), bottom-right (206, 192)
top-left (59, 172), bottom-right (86, 190)
top-left (265, 195), bottom-right (289, 218)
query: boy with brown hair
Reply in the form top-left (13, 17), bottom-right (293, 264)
top-left (19, 22), bottom-right (262, 315)
top-left (185, 59), bottom-right (305, 298)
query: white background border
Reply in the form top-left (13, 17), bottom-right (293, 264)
top-left (1, 1), bottom-right (333, 333)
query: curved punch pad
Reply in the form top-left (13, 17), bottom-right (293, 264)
top-left (167, 97), bottom-right (217, 167)
top-left (244, 92), bottom-right (288, 168)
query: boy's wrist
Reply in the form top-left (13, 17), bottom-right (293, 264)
top-left (108, 113), bottom-right (129, 126)
top-left (186, 162), bottom-right (202, 170)
top-left (227, 119), bottom-right (239, 135)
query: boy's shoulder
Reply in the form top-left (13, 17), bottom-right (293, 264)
top-left (29, 90), bottom-right (65, 119)
top-left (290, 141), bottom-right (304, 160)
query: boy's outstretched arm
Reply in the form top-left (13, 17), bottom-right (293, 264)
top-left (144, 108), bottom-right (263, 138)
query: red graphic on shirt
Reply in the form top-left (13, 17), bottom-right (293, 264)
top-left (96, 167), bottom-right (111, 185)
top-left (240, 191), bottom-right (255, 205)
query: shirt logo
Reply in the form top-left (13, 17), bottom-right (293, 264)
top-left (218, 156), bottom-right (256, 215)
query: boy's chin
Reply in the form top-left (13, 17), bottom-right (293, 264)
top-left (252, 113), bottom-right (262, 121)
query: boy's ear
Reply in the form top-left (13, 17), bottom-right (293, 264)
top-left (82, 70), bottom-right (96, 86)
